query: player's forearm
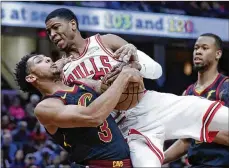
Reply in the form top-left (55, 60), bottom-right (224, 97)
top-left (163, 139), bottom-right (190, 164)
top-left (137, 50), bottom-right (162, 80)
top-left (213, 131), bottom-right (229, 146)
top-left (86, 73), bottom-right (130, 125)
top-left (75, 78), bottom-right (102, 94)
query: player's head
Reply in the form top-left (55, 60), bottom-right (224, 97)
top-left (45, 8), bottom-right (79, 51)
top-left (15, 54), bottom-right (61, 93)
top-left (193, 33), bottom-right (223, 72)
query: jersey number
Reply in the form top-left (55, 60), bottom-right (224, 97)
top-left (98, 120), bottom-right (112, 143)
top-left (78, 93), bottom-right (112, 142)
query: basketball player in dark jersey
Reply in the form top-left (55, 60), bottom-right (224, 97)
top-left (14, 53), bottom-right (144, 167)
top-left (164, 33), bottom-right (229, 168)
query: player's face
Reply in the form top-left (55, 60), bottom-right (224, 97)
top-left (46, 17), bottom-right (77, 51)
top-left (193, 36), bottom-right (220, 72)
top-left (26, 55), bottom-right (61, 82)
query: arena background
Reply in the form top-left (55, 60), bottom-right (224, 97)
top-left (1, 1), bottom-right (229, 168)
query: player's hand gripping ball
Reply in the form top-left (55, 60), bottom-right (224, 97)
top-left (101, 62), bottom-right (145, 110)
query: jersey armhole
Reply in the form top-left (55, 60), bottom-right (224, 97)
top-left (95, 34), bottom-right (113, 57)
top-left (184, 84), bottom-right (193, 95)
top-left (42, 96), bottom-right (67, 105)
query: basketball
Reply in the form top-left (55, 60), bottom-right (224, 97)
top-left (115, 82), bottom-right (145, 111)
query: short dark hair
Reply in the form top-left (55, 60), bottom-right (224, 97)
top-left (200, 33), bottom-right (223, 51)
top-left (14, 53), bottom-right (38, 93)
top-left (45, 8), bottom-right (79, 30)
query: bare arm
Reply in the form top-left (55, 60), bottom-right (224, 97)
top-left (101, 34), bottom-right (162, 80)
top-left (35, 68), bottom-right (142, 128)
top-left (74, 78), bottom-right (103, 94)
top-left (101, 34), bottom-right (128, 52)
top-left (213, 131), bottom-right (229, 146)
top-left (163, 139), bottom-right (190, 164)
top-left (213, 79), bottom-right (229, 146)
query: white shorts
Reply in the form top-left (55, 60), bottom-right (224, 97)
top-left (116, 90), bottom-right (226, 167)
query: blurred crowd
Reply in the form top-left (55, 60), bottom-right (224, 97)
top-left (1, 89), bottom-right (187, 168)
top-left (1, 93), bottom-right (70, 168)
top-left (32, 1), bottom-right (229, 19)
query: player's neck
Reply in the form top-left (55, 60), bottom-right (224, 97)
top-left (37, 80), bottom-right (71, 96)
top-left (197, 66), bottom-right (219, 86)
top-left (67, 34), bottom-right (87, 58)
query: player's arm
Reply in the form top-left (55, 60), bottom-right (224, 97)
top-left (101, 34), bottom-right (162, 80)
top-left (34, 68), bottom-right (141, 128)
top-left (74, 78), bottom-right (110, 94)
top-left (163, 139), bottom-right (191, 164)
top-left (213, 79), bottom-right (229, 146)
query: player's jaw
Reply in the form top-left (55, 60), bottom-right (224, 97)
top-left (193, 54), bottom-right (206, 72)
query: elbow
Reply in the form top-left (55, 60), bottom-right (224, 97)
top-left (87, 116), bottom-right (104, 127)
top-left (85, 108), bottom-right (105, 127)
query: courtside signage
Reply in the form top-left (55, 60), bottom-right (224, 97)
top-left (2, 2), bottom-right (228, 41)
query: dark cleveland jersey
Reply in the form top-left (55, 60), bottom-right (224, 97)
top-left (43, 82), bottom-right (130, 163)
top-left (185, 73), bottom-right (229, 166)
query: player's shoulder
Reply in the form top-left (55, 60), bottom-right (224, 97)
top-left (219, 78), bottom-right (229, 89)
top-left (35, 98), bottom-right (63, 113)
top-left (34, 98), bottom-right (65, 123)
top-left (100, 34), bottom-right (122, 43)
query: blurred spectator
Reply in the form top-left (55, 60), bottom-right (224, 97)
top-left (35, 147), bottom-right (55, 168)
top-left (32, 1), bottom-right (229, 19)
top-left (1, 115), bottom-right (16, 131)
top-left (2, 133), bottom-right (17, 164)
top-left (80, 1), bottom-right (107, 8)
top-left (12, 121), bottom-right (30, 149)
top-left (25, 94), bottom-right (40, 117)
top-left (30, 122), bottom-right (47, 147)
top-left (10, 150), bottom-right (25, 168)
top-left (24, 153), bottom-right (37, 168)
top-left (2, 149), bottom-right (10, 168)
top-left (200, 1), bottom-right (211, 11)
top-left (1, 94), bottom-right (8, 115)
top-left (59, 150), bottom-right (69, 165)
top-left (9, 96), bottom-right (25, 120)
top-left (106, 1), bottom-right (121, 10)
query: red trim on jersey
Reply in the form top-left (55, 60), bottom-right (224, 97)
top-left (185, 84), bottom-right (194, 95)
top-left (128, 129), bottom-right (164, 164)
top-left (216, 77), bottom-right (229, 100)
top-left (95, 34), bottom-right (113, 57)
top-left (74, 37), bottom-right (90, 60)
top-left (95, 34), bottom-right (123, 65)
top-left (200, 101), bottom-right (222, 142)
top-left (193, 74), bottom-right (221, 96)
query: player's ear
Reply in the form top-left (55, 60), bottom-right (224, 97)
top-left (25, 74), bottom-right (37, 83)
top-left (70, 19), bottom-right (77, 31)
top-left (216, 50), bottom-right (222, 60)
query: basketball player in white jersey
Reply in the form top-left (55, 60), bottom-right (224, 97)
top-left (45, 8), bottom-right (229, 167)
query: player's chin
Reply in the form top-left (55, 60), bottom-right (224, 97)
top-left (193, 64), bottom-right (205, 72)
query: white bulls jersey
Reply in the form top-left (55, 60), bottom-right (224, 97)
top-left (63, 34), bottom-right (120, 84)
